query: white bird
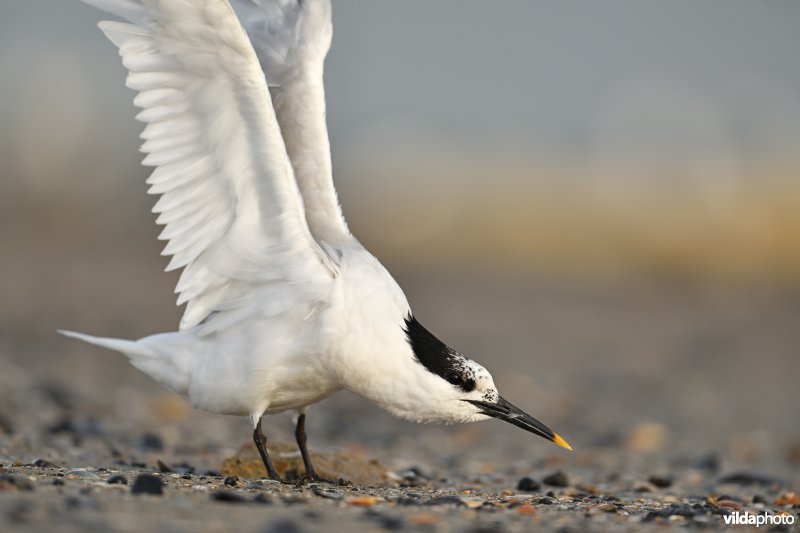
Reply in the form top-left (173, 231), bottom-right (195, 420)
top-left (63, 0), bottom-right (571, 482)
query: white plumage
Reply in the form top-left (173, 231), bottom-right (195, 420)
top-left (64, 0), bottom-right (570, 481)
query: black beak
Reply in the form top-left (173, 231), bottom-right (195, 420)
top-left (464, 396), bottom-right (572, 450)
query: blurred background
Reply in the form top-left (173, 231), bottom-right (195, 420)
top-left (1, 0), bottom-right (798, 479)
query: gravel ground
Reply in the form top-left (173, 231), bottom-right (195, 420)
top-left (1, 237), bottom-right (799, 531)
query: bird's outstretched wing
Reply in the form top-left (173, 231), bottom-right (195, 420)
top-left (228, 0), bottom-right (350, 245)
top-left (83, 0), bottom-right (336, 332)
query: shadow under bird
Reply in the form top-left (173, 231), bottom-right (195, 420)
top-left (63, 0), bottom-right (571, 482)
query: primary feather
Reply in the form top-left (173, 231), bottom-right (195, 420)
top-left (83, 0), bottom-right (336, 331)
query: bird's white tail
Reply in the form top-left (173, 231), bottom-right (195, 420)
top-left (59, 330), bottom-right (189, 395)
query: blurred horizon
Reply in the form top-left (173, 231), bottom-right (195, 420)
top-left (2, 1), bottom-right (800, 284)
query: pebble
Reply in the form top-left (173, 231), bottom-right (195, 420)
top-left (32, 459), bottom-right (58, 468)
top-left (517, 477), bottom-right (540, 491)
top-left (137, 433), bottom-right (164, 451)
top-left (131, 474), bottom-right (164, 495)
top-left (65, 469), bottom-right (99, 480)
top-left (425, 495), bottom-right (465, 506)
top-left (647, 475), bottom-right (673, 488)
top-left (718, 472), bottom-right (778, 486)
top-left (156, 460), bottom-right (173, 473)
top-left (210, 490), bottom-right (246, 503)
top-left (543, 471), bottom-right (569, 487)
top-left (598, 503), bottom-right (617, 513)
top-left (223, 476), bottom-right (239, 487)
top-left (348, 496), bottom-right (378, 506)
top-left (107, 474), bottom-right (128, 485)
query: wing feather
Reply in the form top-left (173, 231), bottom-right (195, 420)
top-left (84, 0), bottom-right (335, 332)
top-left (229, 0), bottom-right (350, 245)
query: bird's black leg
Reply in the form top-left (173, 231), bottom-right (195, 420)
top-left (295, 413), bottom-right (320, 482)
top-left (253, 418), bottom-right (280, 481)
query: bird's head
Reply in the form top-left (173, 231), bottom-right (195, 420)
top-left (404, 315), bottom-right (572, 451)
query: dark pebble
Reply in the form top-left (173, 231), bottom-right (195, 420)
top-left (543, 471), bottom-right (569, 487)
top-left (718, 472), bottom-right (779, 486)
top-left (253, 494), bottom-right (275, 505)
top-left (204, 470), bottom-right (221, 477)
top-left (211, 490), bottom-right (246, 503)
top-left (107, 474), bottom-right (128, 485)
top-left (137, 433), bottom-right (164, 451)
top-left (223, 476), bottom-right (239, 487)
top-left (131, 474), bottom-right (163, 495)
top-left (752, 494), bottom-right (769, 504)
top-left (0, 474), bottom-right (34, 491)
top-left (648, 475), bottom-right (673, 488)
top-left (131, 462), bottom-right (147, 469)
top-left (364, 510), bottom-right (404, 531)
top-left (517, 477), bottom-right (541, 491)
top-left (181, 474), bottom-right (192, 480)
top-left (156, 460), bottom-right (173, 473)
top-left (546, 491), bottom-right (556, 498)
top-left (53, 478), bottom-right (65, 486)
top-left (395, 497), bottom-right (422, 506)
top-left (538, 497), bottom-right (555, 505)
top-left (425, 496), bottom-right (465, 506)
top-left (252, 494), bottom-right (273, 505)
top-left (32, 459), bottom-right (58, 468)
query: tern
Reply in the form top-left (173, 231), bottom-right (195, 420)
top-left (63, 0), bottom-right (571, 482)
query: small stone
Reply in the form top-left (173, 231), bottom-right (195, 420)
top-left (107, 474), bottom-right (128, 485)
top-left (33, 459), bottom-right (58, 468)
top-left (718, 472), bottom-right (778, 486)
top-left (131, 474), bottom-right (164, 495)
top-left (517, 477), bottom-right (540, 491)
top-left (348, 496), bottom-right (378, 506)
top-left (137, 433), bottom-right (164, 451)
top-left (65, 469), bottom-right (99, 480)
top-left (252, 494), bottom-right (273, 505)
top-left (752, 494), bottom-right (768, 504)
top-left (648, 475), bottom-right (673, 488)
top-left (223, 476), bottom-right (238, 487)
top-left (156, 460), bottom-right (173, 473)
top-left (598, 503), bottom-right (617, 513)
top-left (774, 492), bottom-right (800, 506)
top-left (542, 471), bottom-right (569, 487)
top-left (425, 496), bottom-right (465, 506)
top-left (514, 504), bottom-right (537, 515)
top-left (211, 490), bottom-right (246, 503)
top-left (53, 478), bottom-right (65, 486)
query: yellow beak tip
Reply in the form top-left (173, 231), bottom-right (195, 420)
top-left (552, 433), bottom-right (573, 451)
